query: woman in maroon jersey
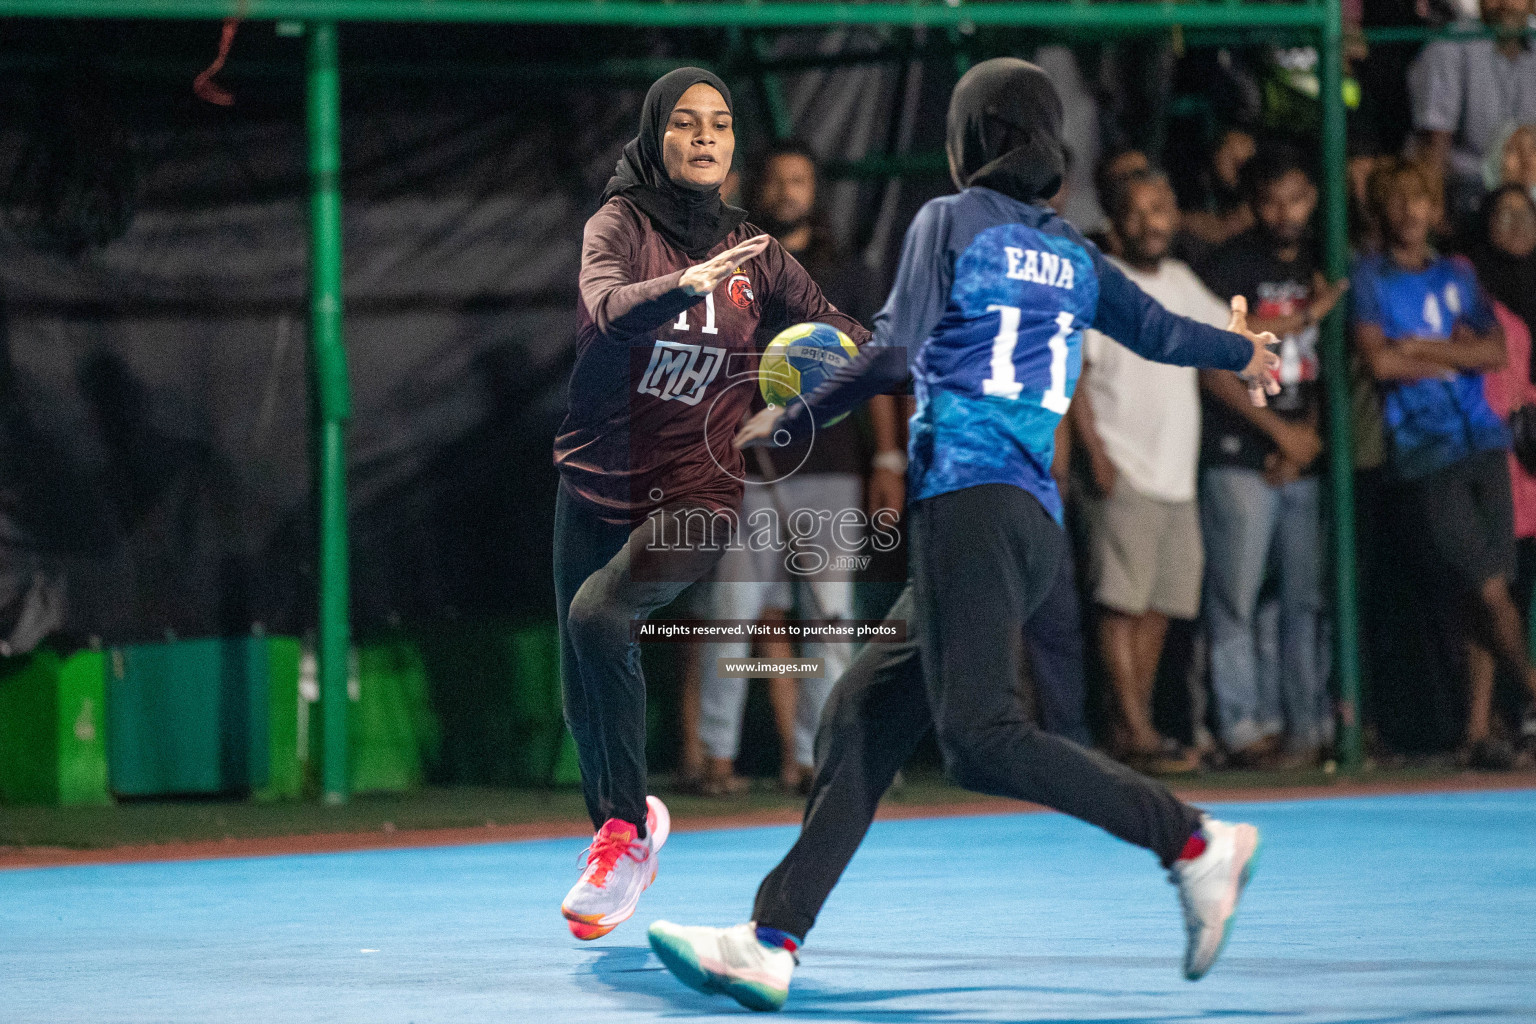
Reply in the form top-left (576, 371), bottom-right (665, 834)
top-left (553, 67), bottom-right (869, 940)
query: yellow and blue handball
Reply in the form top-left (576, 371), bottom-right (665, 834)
top-left (758, 322), bottom-right (860, 428)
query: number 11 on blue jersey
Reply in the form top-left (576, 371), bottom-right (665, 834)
top-left (984, 305), bottom-right (1073, 413)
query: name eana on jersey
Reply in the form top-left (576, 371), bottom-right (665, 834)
top-left (1004, 246), bottom-right (1075, 290)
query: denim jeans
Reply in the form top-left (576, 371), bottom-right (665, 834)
top-left (698, 474), bottom-right (859, 767)
top-left (1200, 466), bottom-right (1330, 751)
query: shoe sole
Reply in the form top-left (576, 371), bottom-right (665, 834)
top-left (1187, 825), bottom-right (1261, 981)
top-left (565, 914), bottom-right (616, 941)
top-left (648, 926), bottom-right (787, 1012)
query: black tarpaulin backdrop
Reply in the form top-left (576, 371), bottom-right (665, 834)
top-left (0, 21), bottom-right (949, 646)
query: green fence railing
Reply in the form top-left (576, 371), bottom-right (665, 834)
top-left (0, 0), bottom-right (1372, 787)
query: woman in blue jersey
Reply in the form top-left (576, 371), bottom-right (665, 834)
top-left (647, 59), bottom-right (1281, 1012)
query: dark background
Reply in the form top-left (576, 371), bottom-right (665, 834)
top-left (0, 19), bottom-right (963, 644)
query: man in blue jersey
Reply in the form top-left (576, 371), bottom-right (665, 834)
top-left (647, 60), bottom-right (1279, 1012)
top-left (1354, 158), bottom-right (1536, 769)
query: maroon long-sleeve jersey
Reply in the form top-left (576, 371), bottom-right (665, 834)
top-left (554, 196), bottom-right (871, 524)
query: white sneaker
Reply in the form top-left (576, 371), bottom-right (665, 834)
top-left (1170, 816), bottom-right (1260, 980)
top-left (649, 921), bottom-right (797, 1012)
top-left (561, 795), bottom-right (671, 940)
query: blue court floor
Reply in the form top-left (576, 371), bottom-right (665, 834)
top-left (2, 791), bottom-right (1534, 1024)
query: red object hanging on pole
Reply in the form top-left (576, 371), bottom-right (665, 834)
top-left (193, 16), bottom-right (242, 106)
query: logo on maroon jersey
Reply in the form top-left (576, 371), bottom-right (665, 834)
top-left (637, 340), bottom-right (726, 405)
top-left (727, 268), bottom-right (754, 309)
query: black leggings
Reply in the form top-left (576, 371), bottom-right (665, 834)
top-left (753, 484), bottom-right (1202, 939)
top-left (554, 483), bottom-right (727, 835)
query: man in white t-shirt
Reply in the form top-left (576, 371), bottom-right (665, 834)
top-left (1068, 167), bottom-right (1231, 771)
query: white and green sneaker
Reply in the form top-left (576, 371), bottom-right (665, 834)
top-left (1171, 816), bottom-right (1261, 980)
top-left (648, 921), bottom-right (797, 1012)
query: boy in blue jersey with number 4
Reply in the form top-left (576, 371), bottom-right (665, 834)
top-left (648, 60), bottom-right (1281, 1012)
top-left (1353, 160), bottom-right (1536, 769)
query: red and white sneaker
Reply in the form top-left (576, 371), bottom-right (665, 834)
top-left (561, 795), bottom-right (670, 940)
top-left (1170, 816), bottom-right (1261, 980)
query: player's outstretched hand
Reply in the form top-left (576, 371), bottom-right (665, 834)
top-left (680, 234), bottom-right (773, 297)
top-left (1229, 295), bottom-right (1281, 407)
top-left (735, 404), bottom-right (786, 449)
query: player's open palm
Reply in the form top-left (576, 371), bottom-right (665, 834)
top-left (1228, 295), bottom-right (1281, 407)
top-left (735, 404), bottom-right (785, 449)
top-left (680, 234), bottom-right (773, 297)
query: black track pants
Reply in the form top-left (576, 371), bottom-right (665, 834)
top-left (753, 484), bottom-right (1203, 939)
top-left (554, 483), bottom-right (727, 835)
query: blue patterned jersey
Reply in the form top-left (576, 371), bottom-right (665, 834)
top-left (907, 208), bottom-right (1098, 517)
top-left (1350, 251), bottom-right (1507, 480)
top-left (781, 186), bottom-right (1252, 521)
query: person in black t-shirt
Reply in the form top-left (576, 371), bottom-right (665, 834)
top-left (1193, 143), bottom-right (1349, 767)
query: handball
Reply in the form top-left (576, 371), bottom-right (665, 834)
top-left (758, 322), bottom-right (860, 427)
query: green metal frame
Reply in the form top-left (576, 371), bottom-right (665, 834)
top-left (1361, 23), bottom-right (1536, 44)
top-left (1317, 0), bottom-right (1359, 767)
top-left (1, 0), bottom-right (1372, 787)
top-left (0, 1), bottom-right (1332, 29)
top-left (306, 20), bottom-right (352, 804)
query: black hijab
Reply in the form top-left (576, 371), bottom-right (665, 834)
top-left (946, 58), bottom-right (1066, 205)
top-left (602, 67), bottom-right (748, 258)
top-left (1468, 185), bottom-right (1536, 372)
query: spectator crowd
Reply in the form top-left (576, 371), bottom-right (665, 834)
top-left (674, 0), bottom-right (1536, 791)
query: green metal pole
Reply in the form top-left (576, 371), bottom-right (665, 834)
top-left (1363, 23), bottom-right (1536, 44)
top-left (949, 28), bottom-right (972, 77)
top-left (749, 32), bottom-right (795, 142)
top-left (0, 0), bottom-right (1333, 30)
top-left (307, 19), bottom-right (352, 804)
top-left (1318, 1), bottom-right (1363, 770)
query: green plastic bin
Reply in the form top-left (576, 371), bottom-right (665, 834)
top-left (255, 636), bottom-right (304, 802)
top-left (349, 639), bottom-right (439, 794)
top-left (509, 622), bottom-right (580, 787)
top-left (0, 647), bottom-right (110, 806)
top-left (416, 619), bottom-right (578, 787)
top-left (106, 637), bottom-right (269, 797)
